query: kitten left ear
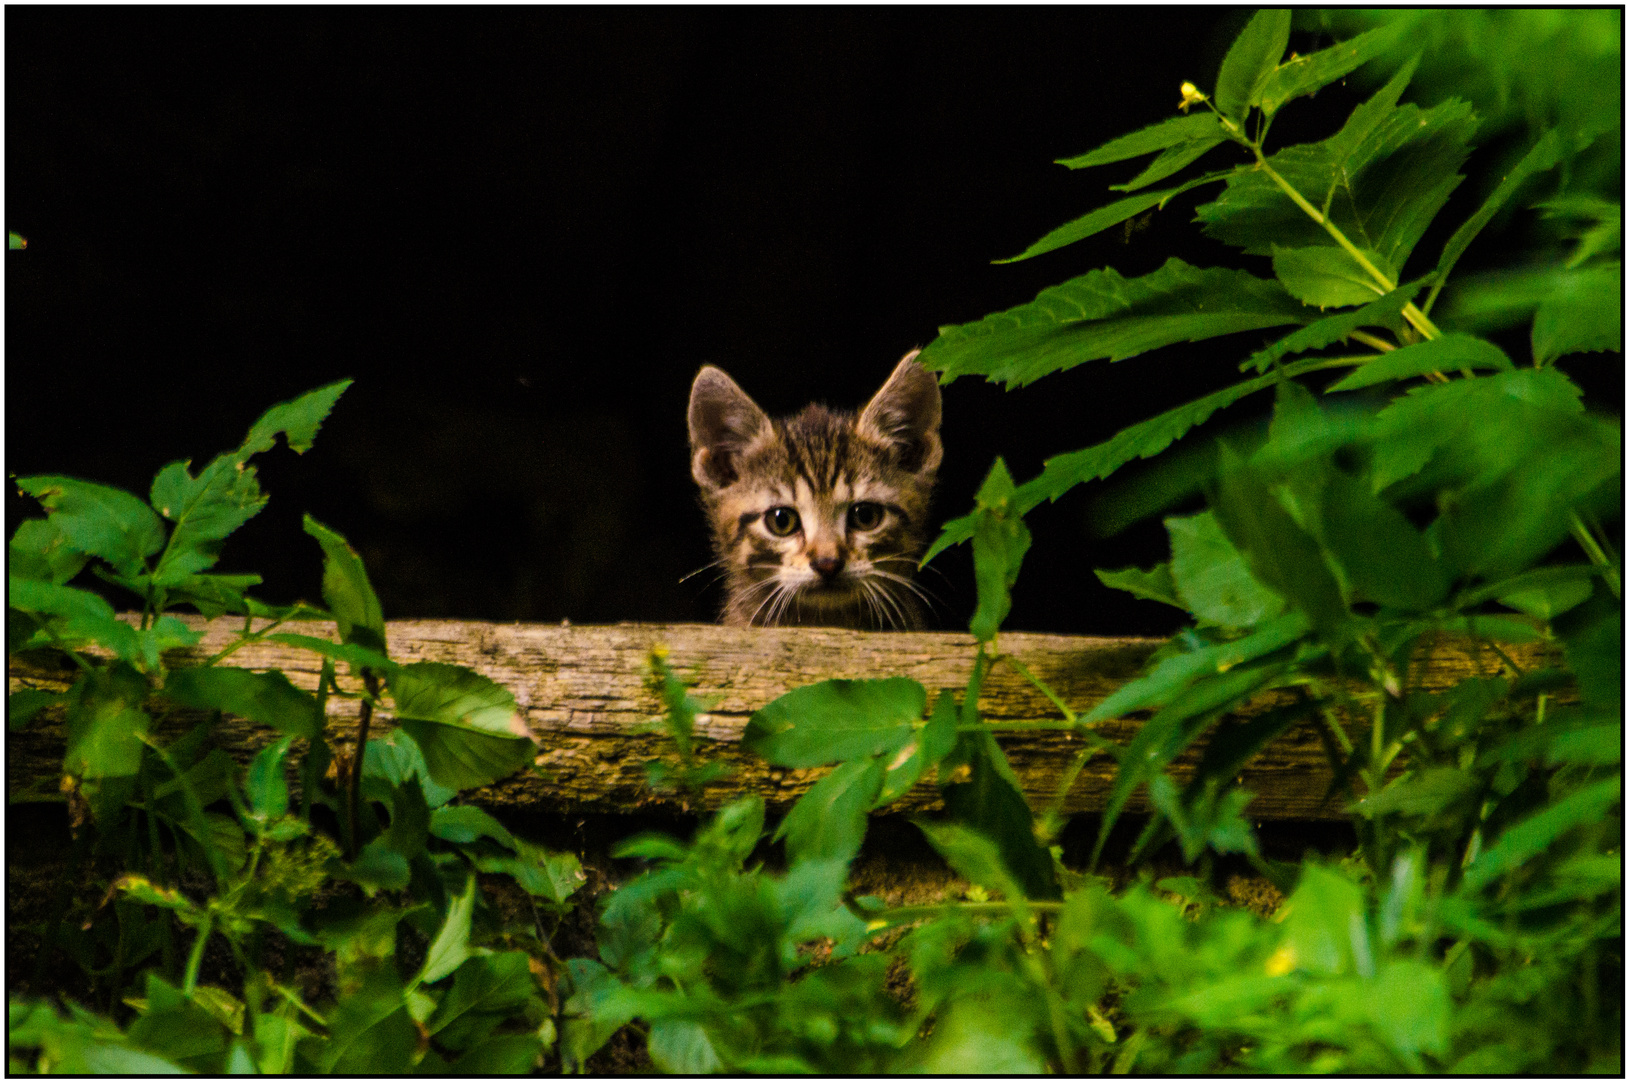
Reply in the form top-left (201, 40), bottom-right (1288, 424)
top-left (858, 349), bottom-right (942, 476)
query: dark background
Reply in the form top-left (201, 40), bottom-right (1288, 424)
top-left (8, 8), bottom-right (1607, 635)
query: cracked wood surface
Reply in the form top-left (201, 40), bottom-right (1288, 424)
top-left (8, 617), bottom-right (1549, 821)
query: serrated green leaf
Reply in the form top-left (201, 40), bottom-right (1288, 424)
top-left (920, 258), bottom-right (1310, 388)
top-left (1244, 280), bottom-right (1424, 373)
top-left (14, 476), bottom-right (166, 578)
top-left (1058, 112), bottom-right (1227, 169)
top-left (242, 380), bottom-right (351, 457)
top-left (914, 820), bottom-right (1026, 900)
top-left (302, 515), bottom-right (386, 654)
top-left (1427, 128), bottom-right (1575, 313)
top-left (1257, 22), bottom-right (1407, 116)
top-left (995, 188), bottom-right (1175, 264)
top-left (9, 517), bottom-right (89, 584)
top-left (7, 574), bottom-right (140, 659)
top-left (1533, 260), bottom-right (1622, 362)
top-left (427, 951), bottom-right (536, 1041)
top-left (158, 572), bottom-right (262, 619)
top-left (149, 457), bottom-right (265, 584)
top-left (969, 459), bottom-right (1031, 642)
top-left (1095, 563), bottom-right (1185, 609)
top-left (936, 726), bottom-right (1060, 901)
top-left (266, 632), bottom-right (398, 675)
top-left (1317, 468), bottom-right (1448, 610)
top-left (743, 677), bottom-right (926, 768)
top-left (1216, 9), bottom-right (1291, 120)
top-left (312, 967), bottom-right (416, 1073)
top-left (1272, 245), bottom-right (1395, 308)
top-left (245, 735), bottom-right (298, 821)
top-left (390, 662), bottom-right (534, 792)
top-left (1111, 136), bottom-right (1228, 192)
top-left (1167, 510), bottom-right (1286, 627)
top-left (1328, 333), bottom-right (1513, 391)
top-left (64, 664), bottom-right (151, 779)
top-left (162, 666), bottom-right (322, 740)
top-left (775, 756), bottom-right (885, 866)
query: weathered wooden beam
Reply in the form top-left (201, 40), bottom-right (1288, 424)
top-left (8, 617), bottom-right (1550, 821)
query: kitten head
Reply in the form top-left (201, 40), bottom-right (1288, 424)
top-left (688, 350), bottom-right (942, 629)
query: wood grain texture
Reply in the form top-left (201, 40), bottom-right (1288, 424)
top-left (8, 617), bottom-right (1552, 820)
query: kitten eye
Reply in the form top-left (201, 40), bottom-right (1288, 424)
top-left (847, 502), bottom-right (885, 531)
top-left (764, 506), bottom-right (801, 537)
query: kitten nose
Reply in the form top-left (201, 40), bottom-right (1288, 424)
top-left (811, 553), bottom-right (845, 581)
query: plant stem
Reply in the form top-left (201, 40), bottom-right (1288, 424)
top-left (346, 670), bottom-right (382, 859)
top-left (1569, 512), bottom-right (1621, 598)
top-left (183, 912), bottom-right (214, 995)
top-left (1348, 330), bottom-right (1397, 353)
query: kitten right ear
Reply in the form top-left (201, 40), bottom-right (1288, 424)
top-left (688, 366), bottom-right (769, 490)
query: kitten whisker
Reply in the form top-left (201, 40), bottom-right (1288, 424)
top-left (868, 568), bottom-right (943, 613)
top-left (865, 577), bottom-right (908, 631)
top-left (678, 559), bottom-right (726, 585)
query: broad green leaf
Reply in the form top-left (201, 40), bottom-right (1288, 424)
top-left (1437, 265), bottom-right (1586, 333)
top-left (1095, 562), bottom-right (1184, 609)
top-left (921, 258), bottom-right (1309, 387)
top-left (242, 379), bottom-right (352, 456)
top-left (426, 950), bottom-right (532, 1040)
top-left (1327, 333), bottom-right (1512, 391)
top-left (1167, 511), bottom-right (1286, 627)
top-left (1148, 773), bottom-right (1259, 861)
top-left (450, 1034), bottom-right (545, 1074)
top-left (937, 725), bottom-right (1060, 900)
top-left (995, 187), bottom-right (1180, 264)
top-left (312, 967), bottom-right (416, 1074)
top-left (1277, 864), bottom-right (1366, 976)
top-left (1532, 260), bottom-right (1622, 362)
top-left (1461, 775), bottom-right (1620, 892)
top-left (1317, 468), bottom-right (1448, 610)
top-left (1498, 577), bottom-right (1593, 620)
top-left (9, 687), bottom-right (62, 731)
top-left (302, 515), bottom-right (386, 654)
top-left (743, 677), bottom-right (926, 768)
top-left (774, 757), bottom-right (885, 866)
top-left (646, 1020), bottom-right (722, 1074)
top-left (1081, 611), bottom-right (1308, 724)
top-left (160, 572), bottom-right (262, 619)
top-left (430, 804), bottom-right (520, 849)
top-left (906, 994), bottom-right (1047, 1073)
top-left (65, 663), bottom-right (151, 779)
top-left (1215, 9), bottom-right (1291, 120)
top-left (245, 735), bottom-right (297, 821)
top-left (1351, 768), bottom-right (1478, 818)
top-left (1243, 279), bottom-right (1423, 373)
top-left (1367, 960), bottom-right (1449, 1061)
top-left (1110, 136), bottom-right (1228, 192)
top-left (14, 476), bottom-right (166, 578)
top-left (162, 667), bottom-right (322, 740)
top-left (134, 616), bottom-right (202, 672)
top-left (148, 457), bottom-right (266, 584)
top-left (1057, 112), bottom-right (1226, 169)
top-left (914, 820), bottom-right (1027, 901)
top-left (1555, 596), bottom-right (1621, 715)
top-left (1256, 22), bottom-right (1406, 116)
top-left (1542, 194), bottom-right (1622, 268)
top-left (8, 574), bottom-right (140, 659)
top-left (969, 459), bottom-right (1031, 642)
top-left (1426, 128), bottom-right (1574, 312)
top-left (473, 847), bottom-right (585, 904)
top-left (390, 662), bottom-right (534, 792)
top-left (1272, 245), bottom-right (1394, 309)
top-left (9, 518), bottom-right (88, 584)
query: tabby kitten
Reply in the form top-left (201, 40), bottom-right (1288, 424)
top-left (687, 351), bottom-right (942, 629)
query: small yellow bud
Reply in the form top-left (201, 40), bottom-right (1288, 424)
top-left (1178, 82), bottom-right (1207, 113)
top-left (1265, 945), bottom-right (1297, 976)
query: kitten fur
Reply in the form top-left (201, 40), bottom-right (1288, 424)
top-left (687, 351), bottom-right (942, 629)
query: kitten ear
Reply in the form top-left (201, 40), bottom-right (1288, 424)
top-left (688, 365), bottom-right (769, 490)
top-left (858, 349), bottom-right (942, 476)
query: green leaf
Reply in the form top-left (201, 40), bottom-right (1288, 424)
top-left (266, 632), bottom-right (398, 675)
top-left (430, 804), bottom-right (520, 849)
top-left (1166, 510), bottom-right (1286, 627)
top-left (148, 456), bottom-right (266, 584)
top-left (1110, 137), bottom-right (1229, 192)
top-left (1256, 22), bottom-right (1407, 116)
top-left (426, 951), bottom-right (533, 1044)
top-left (1461, 775), bottom-right (1621, 893)
top-left (242, 380), bottom-right (352, 456)
top-left (774, 757), bottom-right (885, 866)
top-left (1081, 611), bottom-right (1309, 724)
top-left (921, 258), bottom-right (1310, 387)
top-left (160, 573), bottom-right (263, 619)
top-left (1498, 580), bottom-right (1595, 620)
top-left (302, 515), bottom-right (386, 654)
top-left (8, 575), bottom-right (141, 659)
top-left (1244, 279), bottom-right (1423, 373)
top-left (1532, 260), bottom-right (1622, 362)
top-left (65, 663), bottom-right (151, 778)
top-left (162, 666), bottom-right (321, 740)
top-left (1555, 597), bottom-right (1621, 715)
top-left (1215, 9), bottom-right (1291, 120)
top-left (1367, 959), bottom-right (1449, 1061)
top-left (9, 687), bottom-right (63, 731)
top-left (996, 187), bottom-right (1183, 263)
top-left (1428, 128), bottom-right (1575, 312)
top-left (390, 662), bottom-right (534, 792)
top-left (312, 967), bottom-right (417, 1074)
top-left (743, 677), bottom-right (926, 769)
top-left (914, 820), bottom-right (1028, 901)
top-left (474, 846), bottom-right (585, 904)
top-left (646, 1020), bottom-right (722, 1074)
top-left (14, 476), bottom-right (166, 578)
top-left (1279, 864), bottom-right (1367, 976)
top-left (9, 518), bottom-right (89, 584)
top-left (1327, 333), bottom-right (1513, 391)
top-left (937, 725), bottom-right (1060, 900)
top-left (245, 735), bottom-right (298, 821)
top-left (969, 459), bottom-right (1031, 642)
top-left (1057, 112), bottom-right (1227, 169)
top-left (1351, 768), bottom-right (1478, 818)
top-left (1317, 468), bottom-right (1448, 610)
top-left (1272, 245), bottom-right (1394, 309)
top-left (1095, 562), bottom-right (1185, 610)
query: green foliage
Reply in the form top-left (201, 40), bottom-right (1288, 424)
top-left (576, 9), bottom-right (1621, 1074)
top-left (10, 384), bottom-right (577, 1073)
